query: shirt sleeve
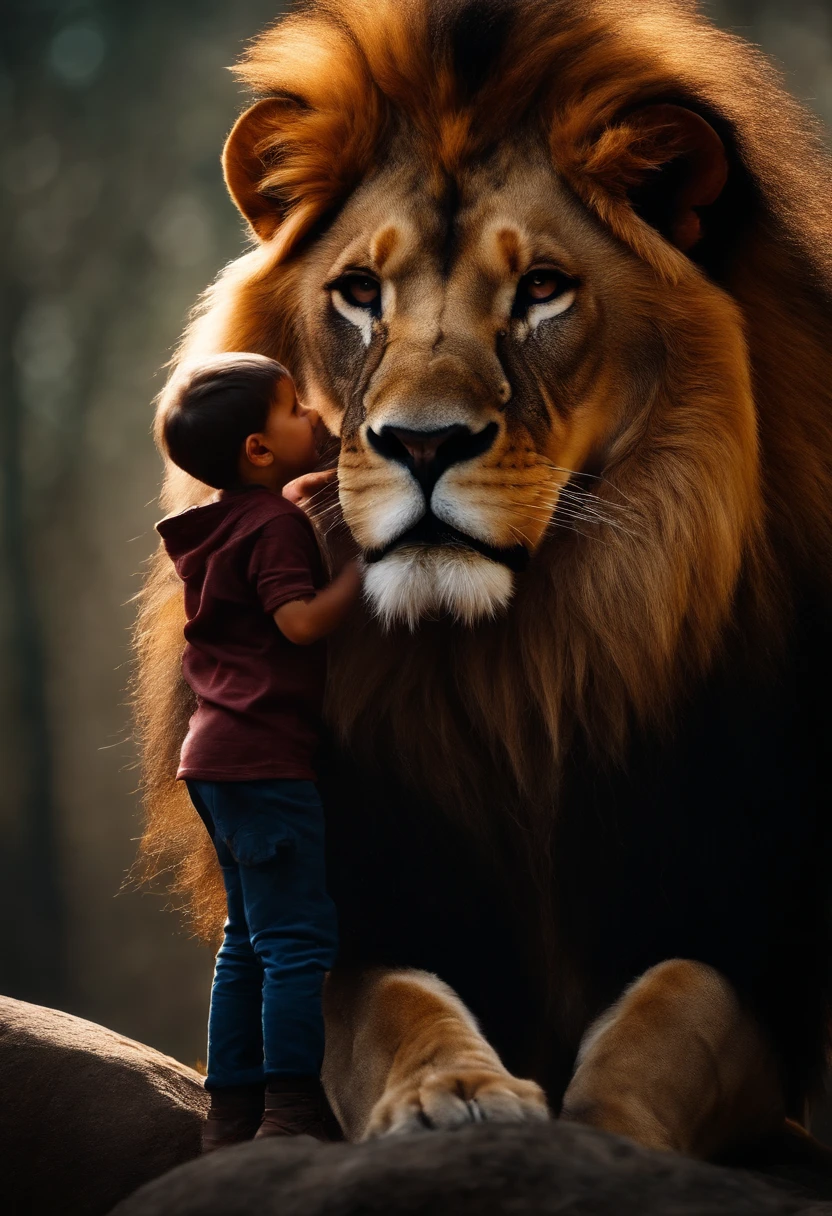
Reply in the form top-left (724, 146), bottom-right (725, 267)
top-left (248, 512), bottom-right (321, 615)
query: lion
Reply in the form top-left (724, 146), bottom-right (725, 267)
top-left (136, 0), bottom-right (832, 1158)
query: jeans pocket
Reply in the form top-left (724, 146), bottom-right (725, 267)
top-left (227, 820), bottom-right (297, 867)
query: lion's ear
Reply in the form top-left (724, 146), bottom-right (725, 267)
top-left (624, 105), bottom-right (729, 252)
top-left (223, 97), bottom-right (295, 242)
top-left (566, 103), bottom-right (729, 256)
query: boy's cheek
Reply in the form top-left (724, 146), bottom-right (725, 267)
top-left (313, 418), bottom-right (330, 454)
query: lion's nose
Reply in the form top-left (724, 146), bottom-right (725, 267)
top-left (367, 422), bottom-right (498, 491)
top-left (384, 425), bottom-right (468, 468)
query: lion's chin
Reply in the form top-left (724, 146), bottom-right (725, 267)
top-left (362, 546), bottom-right (515, 630)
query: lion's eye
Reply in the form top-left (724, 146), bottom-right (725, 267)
top-left (513, 268), bottom-right (577, 315)
top-left (336, 275), bottom-right (381, 313)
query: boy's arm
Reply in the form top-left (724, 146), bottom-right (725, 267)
top-left (274, 560), bottom-right (362, 645)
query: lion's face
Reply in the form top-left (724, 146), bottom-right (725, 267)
top-left (293, 139), bottom-right (660, 626)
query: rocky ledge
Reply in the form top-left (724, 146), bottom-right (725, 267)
top-left (4, 995), bottom-right (832, 1216)
top-left (2, 995), bottom-right (207, 1216)
top-left (111, 1120), bottom-right (832, 1216)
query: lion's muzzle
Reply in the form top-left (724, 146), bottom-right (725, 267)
top-left (345, 417), bottom-right (527, 628)
top-left (362, 419), bottom-right (528, 570)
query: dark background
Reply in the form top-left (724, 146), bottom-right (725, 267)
top-left (1, 0), bottom-right (830, 1071)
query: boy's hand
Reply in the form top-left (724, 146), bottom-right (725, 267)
top-left (283, 466), bottom-right (357, 573)
top-left (283, 467), bottom-right (337, 507)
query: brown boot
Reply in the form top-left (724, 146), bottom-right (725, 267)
top-left (202, 1084), bottom-right (264, 1153)
top-left (254, 1076), bottom-right (340, 1141)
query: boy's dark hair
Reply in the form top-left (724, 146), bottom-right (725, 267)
top-left (159, 352), bottom-right (288, 489)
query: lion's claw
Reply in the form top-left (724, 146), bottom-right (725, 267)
top-left (364, 1067), bottom-right (550, 1139)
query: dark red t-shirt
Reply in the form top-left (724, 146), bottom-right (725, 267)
top-left (156, 486), bottom-right (326, 781)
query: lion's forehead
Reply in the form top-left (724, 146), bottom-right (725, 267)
top-left (312, 145), bottom-right (581, 295)
top-left (293, 136), bottom-right (648, 460)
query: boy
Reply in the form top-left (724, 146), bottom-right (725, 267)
top-left (156, 352), bottom-right (361, 1150)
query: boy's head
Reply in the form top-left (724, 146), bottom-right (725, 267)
top-left (159, 352), bottom-right (322, 491)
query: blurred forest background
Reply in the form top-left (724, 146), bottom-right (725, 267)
top-left (0, 0), bottom-right (830, 1071)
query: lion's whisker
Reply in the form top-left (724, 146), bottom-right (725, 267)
top-left (542, 485), bottom-right (637, 519)
top-left (556, 487), bottom-right (636, 515)
top-left (533, 457), bottom-right (638, 507)
top-left (502, 495), bottom-right (639, 536)
top-left (309, 503), bottom-right (342, 521)
top-left (523, 489), bottom-right (639, 531)
top-left (505, 479), bottom-right (635, 513)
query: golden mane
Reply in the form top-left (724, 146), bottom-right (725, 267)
top-left (229, 0), bottom-right (832, 272)
top-left (136, 0), bottom-right (832, 936)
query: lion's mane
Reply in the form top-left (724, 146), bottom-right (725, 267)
top-left (136, 0), bottom-right (832, 947)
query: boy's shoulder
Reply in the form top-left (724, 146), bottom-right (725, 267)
top-left (157, 486), bottom-right (305, 537)
top-left (156, 488), bottom-right (315, 566)
top-left (223, 486), bottom-right (308, 529)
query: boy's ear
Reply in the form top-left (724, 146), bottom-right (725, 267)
top-left (223, 98), bottom-right (291, 242)
top-left (244, 433), bottom-right (275, 467)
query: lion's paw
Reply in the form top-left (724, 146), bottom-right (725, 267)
top-left (363, 1067), bottom-right (550, 1139)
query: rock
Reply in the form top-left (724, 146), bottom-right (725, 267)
top-left (110, 1120), bottom-right (832, 1216)
top-left (1, 995), bottom-right (207, 1216)
top-left (4, 996), bottom-right (832, 1216)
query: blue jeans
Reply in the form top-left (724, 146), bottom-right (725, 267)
top-left (186, 779), bottom-right (338, 1089)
